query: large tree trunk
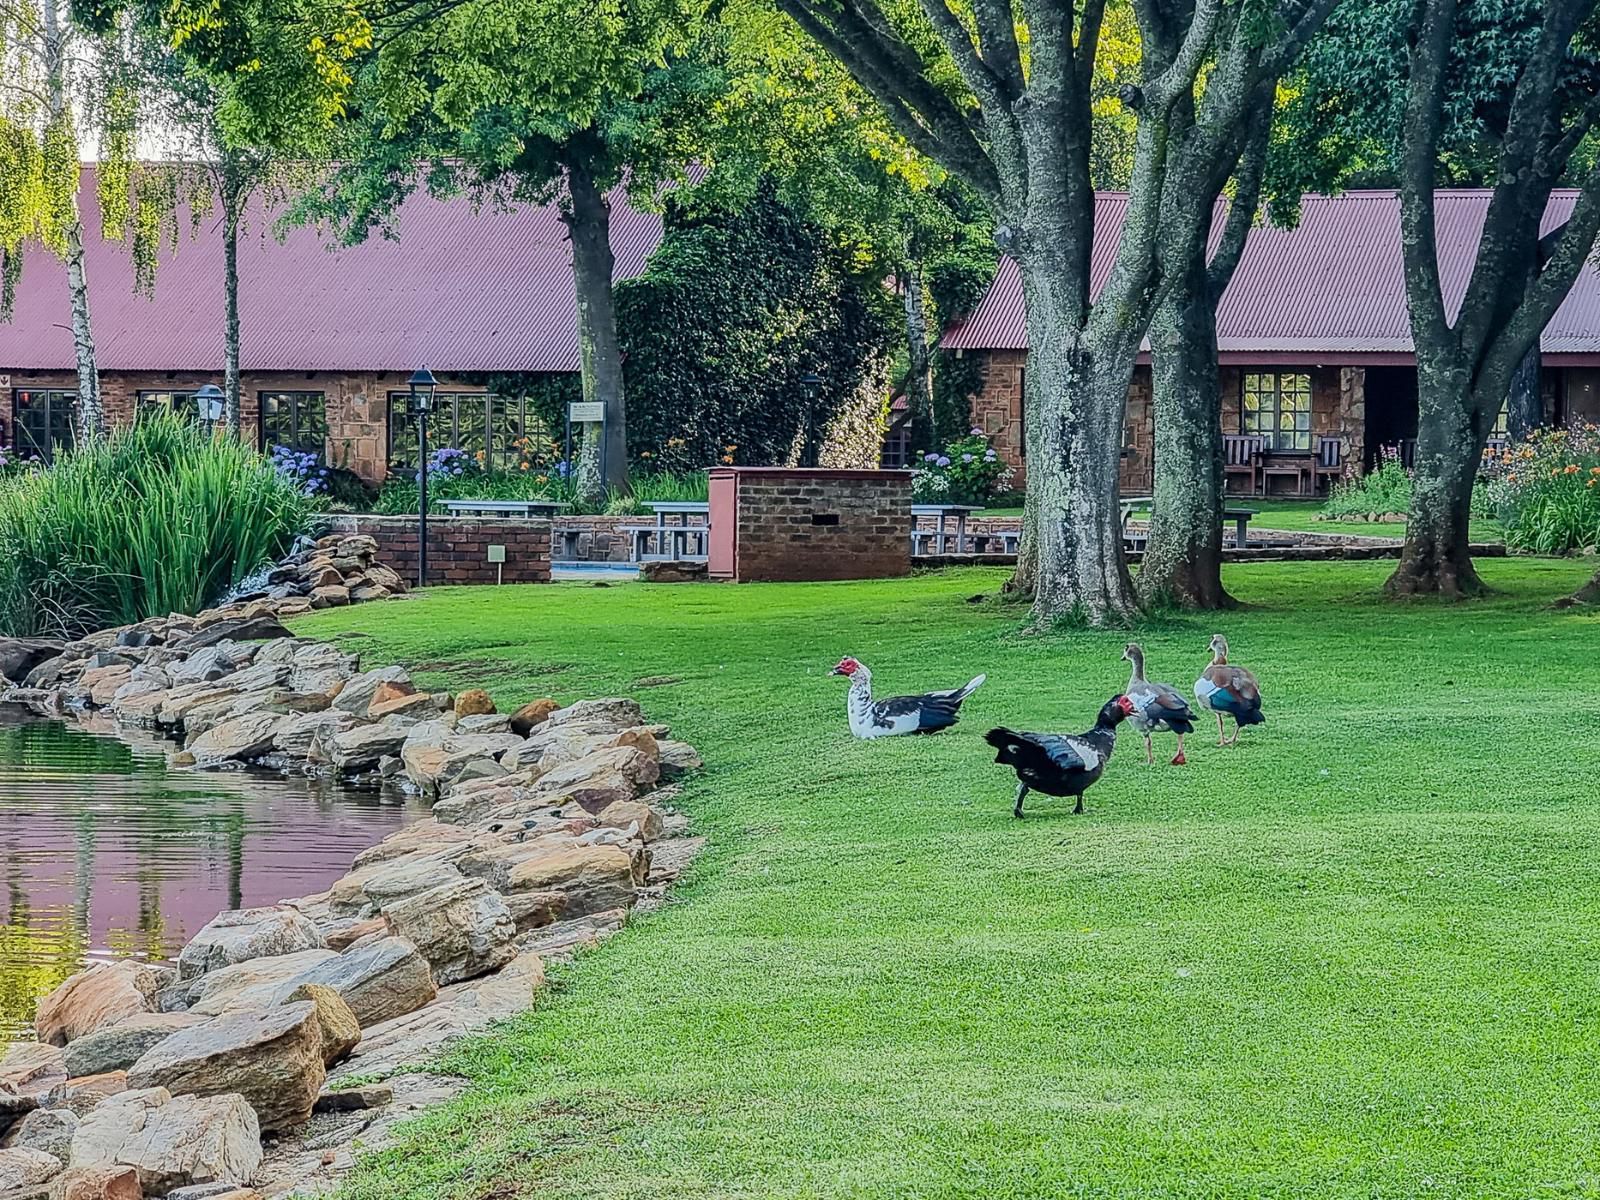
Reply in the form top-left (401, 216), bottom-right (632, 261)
top-left (1012, 255), bottom-right (1139, 627)
top-left (1505, 345), bottom-right (1542, 441)
top-left (1140, 263), bottom-right (1231, 609)
top-left (901, 262), bottom-right (935, 453)
top-left (222, 173), bottom-right (243, 440)
top-left (1386, 365), bottom-right (1487, 598)
top-left (564, 147), bottom-right (628, 501)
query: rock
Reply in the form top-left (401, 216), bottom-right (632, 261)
top-left (178, 907), bottom-right (325, 981)
top-left (309, 586), bottom-right (350, 608)
top-left (127, 1004), bottom-right (325, 1134)
top-left (155, 687), bottom-right (238, 728)
top-left (0, 1045), bottom-right (66, 1098)
top-left (0, 1147), bottom-right (62, 1191)
top-left (175, 618), bottom-right (292, 652)
top-left (1, 1083), bottom-right (38, 1137)
top-left (533, 746), bottom-right (658, 809)
top-left (35, 962), bottom-right (161, 1047)
top-left (62, 1014), bottom-right (206, 1079)
top-left (594, 799), bottom-right (664, 841)
top-left (455, 713), bottom-right (510, 735)
top-left (38, 1074), bottom-right (127, 1120)
top-left (502, 889), bottom-right (566, 932)
top-left (165, 1185), bottom-right (253, 1200)
top-left (0, 638), bottom-right (65, 684)
top-left (168, 645), bottom-right (246, 686)
top-left (508, 699), bottom-right (559, 736)
top-left (327, 854), bottom-right (465, 916)
top-left (187, 713), bottom-right (286, 768)
top-left (367, 691), bottom-right (434, 721)
top-left (656, 739), bottom-right (703, 779)
top-left (322, 917), bottom-right (390, 951)
top-left (349, 822), bottom-right (498, 871)
top-left (69, 1089), bottom-right (261, 1195)
top-left (331, 667), bottom-right (411, 717)
top-left (284, 985), bottom-right (360, 1067)
top-left (272, 710), bottom-right (359, 759)
top-left (48, 1164), bottom-right (142, 1200)
top-left (311, 1084), bottom-right (391, 1114)
top-left (287, 644), bottom-right (359, 695)
top-left (327, 720), bottom-right (411, 773)
top-left (79, 666), bottom-right (133, 708)
top-left (213, 662), bottom-right (292, 694)
top-left (184, 950), bottom-right (338, 1016)
top-left (545, 697), bottom-right (643, 730)
top-left (506, 845), bottom-right (638, 916)
top-left (293, 937), bottom-right (436, 1027)
top-left (4, 1108), bottom-right (78, 1160)
top-left (380, 879), bottom-right (516, 986)
top-left (453, 689), bottom-right (495, 717)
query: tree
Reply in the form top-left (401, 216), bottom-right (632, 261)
top-left (1279, 0), bottom-right (1600, 597)
top-left (775, 0), bottom-right (1338, 626)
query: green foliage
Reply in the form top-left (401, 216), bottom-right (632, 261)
top-left (930, 349), bottom-right (985, 447)
top-left (373, 468), bottom-right (707, 517)
top-left (909, 430), bottom-right (1011, 504)
top-left (1320, 448), bottom-right (1413, 519)
top-left (1483, 426), bottom-right (1600, 554)
top-left (0, 410), bottom-right (312, 637)
top-left (616, 184), bottom-right (896, 471)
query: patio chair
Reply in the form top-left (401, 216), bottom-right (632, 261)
top-left (1223, 435), bottom-right (1263, 495)
top-left (1313, 437), bottom-right (1344, 493)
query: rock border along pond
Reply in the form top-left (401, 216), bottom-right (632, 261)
top-left (0, 533), bottom-right (704, 1200)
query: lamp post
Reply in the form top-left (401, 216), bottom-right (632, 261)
top-left (799, 372), bottom-right (823, 467)
top-left (194, 384), bottom-right (225, 428)
top-left (407, 368), bottom-right (438, 587)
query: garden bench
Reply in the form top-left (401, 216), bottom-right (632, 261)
top-left (441, 499), bottom-right (569, 519)
top-left (911, 503), bottom-right (980, 554)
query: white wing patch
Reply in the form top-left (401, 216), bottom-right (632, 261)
top-left (1064, 736), bottom-right (1100, 771)
top-left (1194, 676), bottom-right (1220, 706)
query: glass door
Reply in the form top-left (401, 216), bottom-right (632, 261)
top-left (12, 389), bottom-right (77, 464)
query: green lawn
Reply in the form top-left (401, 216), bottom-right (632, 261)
top-left (300, 560), bottom-right (1600, 1200)
top-left (978, 500), bottom-right (1503, 543)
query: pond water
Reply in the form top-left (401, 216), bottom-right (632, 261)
top-left (0, 706), bottom-right (427, 1043)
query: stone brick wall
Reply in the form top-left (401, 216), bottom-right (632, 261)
top-left (327, 515), bottom-right (551, 586)
top-left (4, 369), bottom-right (488, 484)
top-left (709, 467), bottom-right (911, 583)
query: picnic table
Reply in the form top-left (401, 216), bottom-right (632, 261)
top-left (620, 500), bottom-right (711, 562)
top-left (911, 503), bottom-right (982, 554)
top-left (441, 498), bottom-right (568, 519)
top-left (1119, 497), bottom-right (1257, 549)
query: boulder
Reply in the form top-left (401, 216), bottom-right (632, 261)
top-left (1, 1083), bottom-right (37, 1137)
top-left (220, 688), bottom-right (328, 723)
top-left (80, 666), bottom-right (133, 708)
top-left (62, 1014), bottom-right (206, 1079)
top-left (155, 687), bottom-right (239, 728)
top-left (331, 667), bottom-right (412, 717)
top-left (380, 879), bottom-right (516, 986)
top-left (0, 638), bottom-right (65, 684)
top-left (506, 845), bottom-right (638, 916)
top-left (168, 645), bottom-right (247, 686)
top-left (48, 1164), bottom-right (142, 1200)
top-left (545, 697), bottom-right (644, 731)
top-left (367, 691), bottom-right (435, 721)
top-left (287, 644), bottom-right (359, 695)
top-left (4, 1108), bottom-right (79, 1160)
top-left (594, 799), bottom-right (664, 842)
top-left (403, 747), bottom-right (507, 796)
top-left (456, 713), bottom-right (511, 735)
top-left (533, 746), bottom-right (658, 808)
top-left (283, 985), bottom-right (360, 1066)
top-left (327, 720), bottom-right (411, 773)
top-left (453, 689), bottom-right (495, 718)
top-left (309, 585), bottom-right (350, 608)
top-left (657, 739), bottom-right (703, 779)
top-left (127, 1004), bottom-right (325, 1135)
top-left (0, 1147), bottom-right (62, 1192)
top-left (323, 917), bottom-right (390, 951)
top-left (508, 699), bottom-right (559, 736)
top-left (206, 662), bottom-right (290, 695)
top-left (349, 821), bottom-right (500, 871)
top-left (178, 907), bottom-right (325, 980)
top-left (186, 713), bottom-right (286, 768)
top-left (0, 1044), bottom-right (66, 1098)
top-left (35, 962), bottom-right (161, 1047)
top-left (272, 710), bottom-right (359, 759)
top-left (327, 854), bottom-right (465, 916)
top-left (69, 1089), bottom-right (261, 1195)
top-left (292, 937), bottom-right (437, 1027)
top-left (502, 890), bottom-right (567, 932)
top-left (184, 950), bottom-right (339, 1016)
top-left (38, 1074), bottom-right (127, 1120)
top-left (175, 618), bottom-right (292, 652)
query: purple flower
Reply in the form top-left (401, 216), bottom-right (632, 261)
top-left (961, 453), bottom-right (974, 463)
top-left (923, 452), bottom-right (939, 462)
top-left (970, 427), bottom-right (983, 436)
top-left (936, 455), bottom-right (951, 467)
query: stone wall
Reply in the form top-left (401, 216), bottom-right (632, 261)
top-left (708, 467), bottom-right (912, 583)
top-left (327, 516), bottom-right (551, 586)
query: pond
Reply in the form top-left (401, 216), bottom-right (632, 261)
top-left (0, 706), bottom-right (427, 1044)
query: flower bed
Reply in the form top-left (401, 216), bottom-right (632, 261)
top-left (1482, 424), bottom-right (1600, 554)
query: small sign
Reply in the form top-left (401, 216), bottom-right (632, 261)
top-left (567, 401), bottom-right (605, 423)
top-left (0, 375), bottom-right (10, 388)
top-left (486, 545), bottom-right (506, 564)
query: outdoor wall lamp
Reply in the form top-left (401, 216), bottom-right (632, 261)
top-left (408, 368), bottom-right (438, 587)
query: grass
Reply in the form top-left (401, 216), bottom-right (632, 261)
top-left (978, 500), bottom-right (1505, 543)
top-left (299, 560), bottom-right (1600, 1200)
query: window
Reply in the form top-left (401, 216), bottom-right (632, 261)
top-left (260, 392), bottom-right (327, 458)
top-left (11, 389), bottom-right (76, 464)
top-left (1491, 401), bottom-right (1510, 439)
top-left (138, 390), bottom-right (200, 416)
top-left (1241, 372), bottom-right (1313, 451)
top-left (387, 392), bottom-right (552, 473)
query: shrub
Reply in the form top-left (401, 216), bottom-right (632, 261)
top-left (1320, 447), bottom-right (1413, 519)
top-left (1483, 424), bottom-right (1600, 554)
top-left (269, 445), bottom-right (331, 497)
top-left (912, 429), bottom-right (1011, 505)
top-left (373, 463), bottom-right (704, 516)
top-left (0, 411), bottom-right (313, 638)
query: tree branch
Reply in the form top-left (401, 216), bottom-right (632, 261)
top-left (1397, 0), bottom-right (1455, 353)
top-left (1206, 104), bottom-right (1270, 300)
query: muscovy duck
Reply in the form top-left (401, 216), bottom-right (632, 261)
top-left (1193, 633), bottom-right (1265, 745)
top-left (985, 695), bottom-right (1135, 818)
top-left (829, 657), bottom-right (986, 738)
top-left (1122, 642), bottom-right (1197, 765)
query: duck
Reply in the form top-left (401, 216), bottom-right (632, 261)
top-left (829, 657), bottom-right (986, 738)
top-left (985, 695), bottom-right (1135, 817)
top-left (1122, 642), bottom-right (1197, 765)
top-left (1193, 633), bottom-right (1265, 745)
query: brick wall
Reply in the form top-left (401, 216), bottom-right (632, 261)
top-left (709, 467), bottom-right (911, 583)
top-left (327, 515), bottom-right (551, 586)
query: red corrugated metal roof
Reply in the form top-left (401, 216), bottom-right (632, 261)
top-left (0, 168), bottom-right (664, 373)
top-left (941, 190), bottom-right (1600, 361)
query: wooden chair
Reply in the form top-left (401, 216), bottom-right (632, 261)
top-left (1223, 435), bottom-right (1263, 495)
top-left (1313, 437), bottom-right (1344, 493)
top-left (1262, 450), bottom-right (1313, 496)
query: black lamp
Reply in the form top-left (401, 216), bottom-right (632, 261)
top-left (408, 368), bottom-right (438, 587)
top-left (194, 384), bottom-right (225, 425)
top-left (799, 372), bottom-right (823, 467)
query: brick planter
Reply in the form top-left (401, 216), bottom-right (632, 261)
top-left (707, 467), bottom-right (912, 583)
top-left (327, 515), bottom-right (551, 586)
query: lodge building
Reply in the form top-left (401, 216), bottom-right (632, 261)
top-left (6, 181), bottom-right (1600, 493)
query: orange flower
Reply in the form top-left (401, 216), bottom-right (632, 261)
top-left (1590, 466), bottom-right (1600, 475)
top-left (721, 455), bottom-right (734, 464)
top-left (1566, 463), bottom-right (1581, 474)
top-left (1507, 473), bottom-right (1518, 484)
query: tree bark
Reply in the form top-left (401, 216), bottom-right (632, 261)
top-left (901, 262), bottom-right (935, 453)
top-left (1505, 345), bottom-right (1542, 440)
top-left (1386, 366), bottom-right (1488, 597)
top-left (564, 145), bottom-right (628, 501)
top-left (221, 164), bottom-right (244, 440)
top-left (1139, 260), bottom-right (1231, 609)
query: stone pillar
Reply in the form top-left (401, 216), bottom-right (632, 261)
top-left (1337, 367), bottom-right (1366, 468)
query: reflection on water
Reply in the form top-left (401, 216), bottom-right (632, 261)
top-left (0, 706), bottom-right (426, 1043)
